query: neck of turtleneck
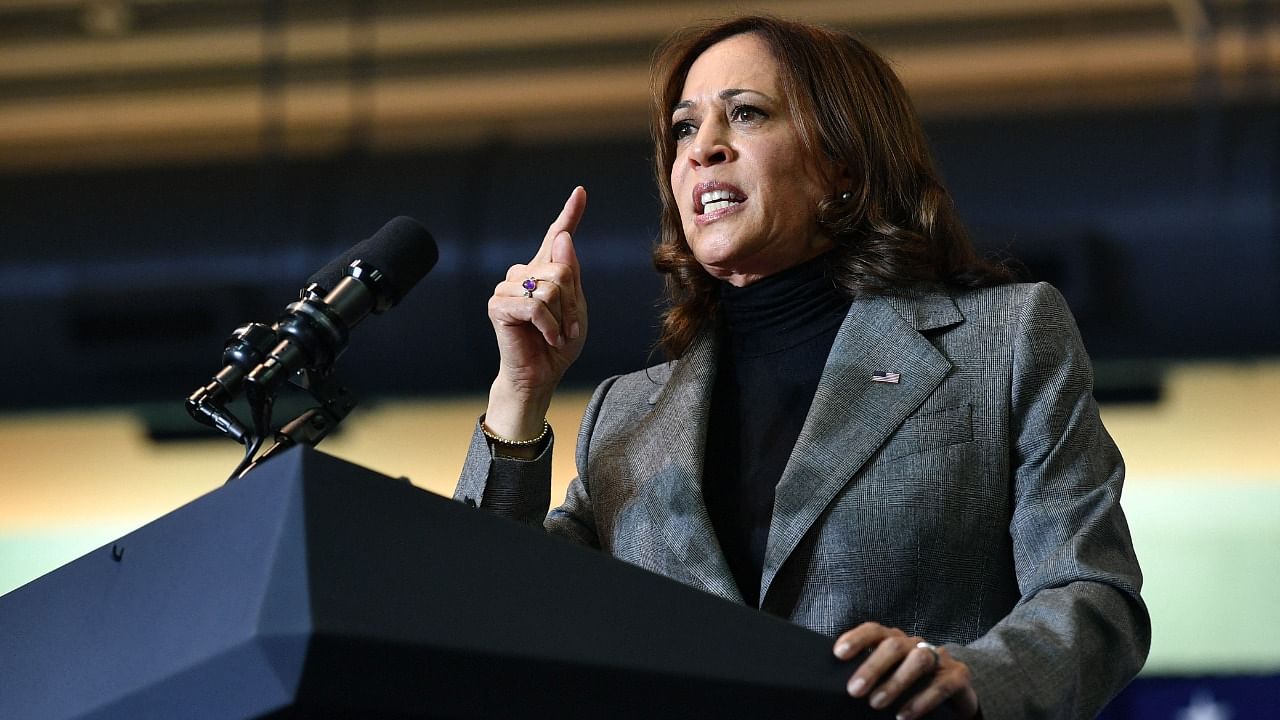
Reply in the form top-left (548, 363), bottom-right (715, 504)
top-left (718, 254), bottom-right (850, 357)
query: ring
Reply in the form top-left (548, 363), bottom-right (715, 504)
top-left (522, 277), bottom-right (538, 298)
top-left (916, 641), bottom-right (941, 672)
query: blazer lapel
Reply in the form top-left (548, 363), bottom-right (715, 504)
top-left (629, 331), bottom-right (744, 604)
top-left (760, 291), bottom-right (962, 602)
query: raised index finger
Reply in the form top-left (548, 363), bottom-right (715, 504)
top-left (531, 186), bottom-right (587, 264)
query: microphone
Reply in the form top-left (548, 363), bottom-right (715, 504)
top-left (186, 216), bottom-right (437, 439)
top-left (244, 216), bottom-right (437, 397)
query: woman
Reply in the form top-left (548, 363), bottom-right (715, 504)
top-left (456, 15), bottom-right (1149, 720)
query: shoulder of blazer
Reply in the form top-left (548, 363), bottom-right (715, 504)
top-left (605, 327), bottom-right (717, 406)
top-left (879, 282), bottom-right (1058, 334)
top-left (592, 357), bottom-right (678, 408)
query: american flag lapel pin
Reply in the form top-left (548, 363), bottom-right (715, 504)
top-left (871, 370), bottom-right (901, 384)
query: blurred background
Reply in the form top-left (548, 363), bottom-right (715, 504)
top-left (0, 0), bottom-right (1277, 715)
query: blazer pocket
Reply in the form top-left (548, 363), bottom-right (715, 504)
top-left (875, 403), bottom-right (973, 464)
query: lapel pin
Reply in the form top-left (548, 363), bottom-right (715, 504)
top-left (871, 371), bottom-right (901, 384)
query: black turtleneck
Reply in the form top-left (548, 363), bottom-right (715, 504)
top-left (703, 255), bottom-right (852, 608)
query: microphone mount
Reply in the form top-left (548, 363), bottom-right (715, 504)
top-left (185, 216), bottom-right (436, 481)
top-left (185, 280), bottom-right (363, 481)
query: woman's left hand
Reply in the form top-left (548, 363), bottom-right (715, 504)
top-left (833, 622), bottom-right (979, 720)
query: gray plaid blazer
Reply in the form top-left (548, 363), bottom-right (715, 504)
top-left (456, 282), bottom-right (1150, 719)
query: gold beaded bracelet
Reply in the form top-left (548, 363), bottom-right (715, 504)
top-left (481, 419), bottom-right (550, 447)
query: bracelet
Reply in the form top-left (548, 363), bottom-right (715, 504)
top-left (481, 419), bottom-right (550, 447)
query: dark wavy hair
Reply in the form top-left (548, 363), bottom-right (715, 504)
top-left (650, 15), bottom-right (1011, 357)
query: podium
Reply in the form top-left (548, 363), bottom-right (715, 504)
top-left (0, 448), bottom-right (885, 718)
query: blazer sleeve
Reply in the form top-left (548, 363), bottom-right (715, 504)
top-left (947, 283), bottom-right (1151, 720)
top-left (453, 376), bottom-right (621, 548)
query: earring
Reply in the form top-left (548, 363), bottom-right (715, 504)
top-left (839, 190), bottom-right (853, 202)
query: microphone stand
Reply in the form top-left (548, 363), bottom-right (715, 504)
top-left (234, 368), bottom-right (358, 479)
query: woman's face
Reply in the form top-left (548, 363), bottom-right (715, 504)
top-left (670, 33), bottom-right (839, 287)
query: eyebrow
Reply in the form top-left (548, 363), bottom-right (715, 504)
top-left (672, 88), bottom-right (772, 113)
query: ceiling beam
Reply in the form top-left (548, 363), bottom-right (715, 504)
top-left (0, 0), bottom-right (1272, 170)
top-left (0, 0), bottom-right (1178, 79)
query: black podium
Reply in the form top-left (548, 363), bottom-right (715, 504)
top-left (0, 448), bottom-right (886, 719)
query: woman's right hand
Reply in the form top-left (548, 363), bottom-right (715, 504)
top-left (483, 186), bottom-right (588, 443)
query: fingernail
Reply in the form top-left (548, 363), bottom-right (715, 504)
top-left (569, 322), bottom-right (581, 340)
top-left (870, 691), bottom-right (888, 709)
top-left (834, 643), bottom-right (849, 658)
top-left (847, 677), bottom-right (866, 696)
top-left (896, 712), bottom-right (913, 720)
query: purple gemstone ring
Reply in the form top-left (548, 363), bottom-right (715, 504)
top-left (522, 277), bottom-right (538, 298)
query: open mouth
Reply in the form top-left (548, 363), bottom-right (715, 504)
top-left (694, 182), bottom-right (747, 216)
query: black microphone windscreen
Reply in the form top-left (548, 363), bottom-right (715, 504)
top-left (308, 216), bottom-right (438, 305)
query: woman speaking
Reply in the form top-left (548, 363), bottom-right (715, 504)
top-left (456, 15), bottom-right (1149, 720)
